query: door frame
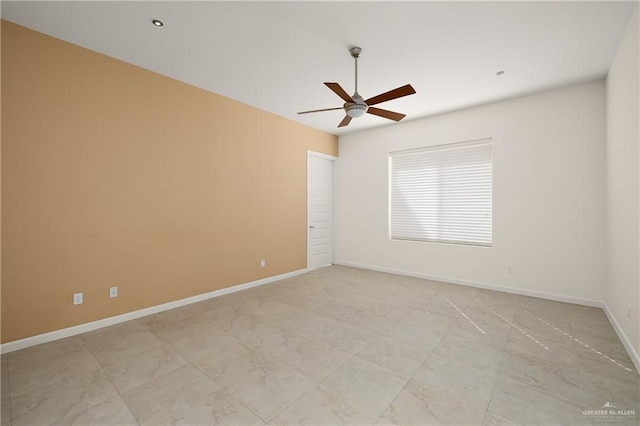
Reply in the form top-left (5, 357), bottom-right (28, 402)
top-left (307, 150), bottom-right (338, 270)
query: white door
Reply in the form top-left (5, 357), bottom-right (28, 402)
top-left (308, 153), bottom-right (335, 269)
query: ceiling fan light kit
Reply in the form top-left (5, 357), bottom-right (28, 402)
top-left (298, 46), bottom-right (416, 128)
top-left (346, 103), bottom-right (367, 118)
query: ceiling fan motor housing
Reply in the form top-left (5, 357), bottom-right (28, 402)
top-left (345, 92), bottom-right (368, 117)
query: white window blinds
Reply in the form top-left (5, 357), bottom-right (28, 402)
top-left (389, 139), bottom-right (492, 247)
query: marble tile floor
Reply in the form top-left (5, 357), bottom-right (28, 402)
top-left (1, 266), bottom-right (638, 425)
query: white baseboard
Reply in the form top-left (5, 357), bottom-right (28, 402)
top-left (603, 303), bottom-right (640, 373)
top-left (336, 261), bottom-right (604, 307)
top-left (1, 268), bottom-right (308, 354)
top-left (336, 261), bottom-right (640, 373)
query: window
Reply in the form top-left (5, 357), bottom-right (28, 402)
top-left (389, 139), bottom-right (492, 247)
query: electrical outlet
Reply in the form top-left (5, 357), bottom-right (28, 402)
top-left (260, 259), bottom-right (266, 268)
top-left (110, 286), bottom-right (118, 298)
top-left (73, 293), bottom-right (83, 305)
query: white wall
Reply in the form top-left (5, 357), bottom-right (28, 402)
top-left (606, 6), bottom-right (639, 361)
top-left (338, 80), bottom-right (606, 304)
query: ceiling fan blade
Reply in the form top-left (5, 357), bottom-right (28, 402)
top-left (297, 107), bottom-right (344, 115)
top-left (325, 82), bottom-right (354, 103)
top-left (367, 106), bottom-right (406, 122)
top-left (338, 115), bottom-right (352, 127)
top-left (365, 84), bottom-right (416, 106)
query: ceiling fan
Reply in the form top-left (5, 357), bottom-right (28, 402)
top-left (298, 46), bottom-right (416, 128)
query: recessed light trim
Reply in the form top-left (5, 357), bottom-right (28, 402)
top-left (152, 19), bottom-right (164, 27)
top-left (496, 71), bottom-right (505, 76)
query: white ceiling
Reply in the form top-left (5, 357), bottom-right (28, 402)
top-left (2, 1), bottom-right (637, 136)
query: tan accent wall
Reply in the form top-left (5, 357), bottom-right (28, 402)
top-left (0, 18), bottom-right (4, 346)
top-left (1, 21), bottom-right (338, 343)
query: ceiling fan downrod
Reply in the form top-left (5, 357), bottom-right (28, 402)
top-left (347, 47), bottom-right (367, 118)
top-left (350, 46), bottom-right (362, 95)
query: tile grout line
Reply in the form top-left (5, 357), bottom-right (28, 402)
top-left (163, 340), bottom-right (230, 424)
top-left (482, 296), bottom-right (597, 425)
top-left (463, 291), bottom-right (513, 426)
top-left (263, 382), bottom-right (316, 424)
top-left (480, 295), bottom-right (526, 426)
top-left (111, 325), bottom-right (211, 425)
top-left (6, 356), bottom-right (13, 426)
top-left (480, 301), bottom-right (550, 351)
top-left (521, 308), bottom-right (634, 372)
top-left (80, 321), bottom-right (166, 370)
top-left (373, 292), bottom-right (466, 425)
top-left (84, 339), bottom-right (141, 425)
top-left (441, 295), bottom-right (486, 334)
top-left (373, 377), bottom-right (413, 426)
